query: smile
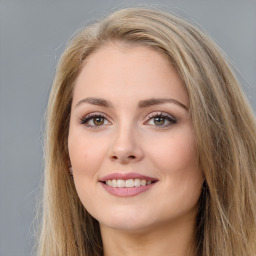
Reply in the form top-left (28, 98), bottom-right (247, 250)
top-left (104, 179), bottom-right (153, 187)
top-left (99, 173), bottom-right (158, 197)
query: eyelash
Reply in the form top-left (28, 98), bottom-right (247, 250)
top-left (144, 112), bottom-right (177, 128)
top-left (79, 112), bottom-right (177, 129)
top-left (79, 113), bottom-right (110, 129)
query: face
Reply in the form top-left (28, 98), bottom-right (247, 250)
top-left (68, 44), bottom-right (203, 233)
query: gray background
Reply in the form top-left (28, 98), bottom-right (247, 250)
top-left (0, 1), bottom-right (255, 256)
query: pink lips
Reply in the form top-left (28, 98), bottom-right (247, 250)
top-left (99, 172), bottom-right (158, 197)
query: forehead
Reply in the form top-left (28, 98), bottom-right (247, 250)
top-left (73, 44), bottom-right (188, 106)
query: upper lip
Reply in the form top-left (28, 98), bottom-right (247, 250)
top-left (99, 172), bottom-right (158, 182)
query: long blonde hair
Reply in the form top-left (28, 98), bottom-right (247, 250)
top-left (37, 7), bottom-right (256, 256)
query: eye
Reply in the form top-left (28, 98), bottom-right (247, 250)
top-left (145, 112), bottom-right (177, 128)
top-left (79, 113), bottom-right (111, 128)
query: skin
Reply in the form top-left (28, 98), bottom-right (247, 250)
top-left (68, 43), bottom-right (204, 256)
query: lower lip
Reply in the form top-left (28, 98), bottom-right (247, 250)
top-left (101, 182), bottom-right (156, 197)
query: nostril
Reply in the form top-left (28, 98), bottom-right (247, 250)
top-left (111, 155), bottom-right (136, 161)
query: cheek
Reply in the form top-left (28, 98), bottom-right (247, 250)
top-left (68, 132), bottom-right (109, 212)
top-left (148, 129), bottom-right (198, 173)
top-left (68, 130), bottom-right (108, 178)
top-left (147, 128), bottom-right (203, 198)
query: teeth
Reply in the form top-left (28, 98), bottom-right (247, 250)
top-left (112, 179), bottom-right (117, 187)
top-left (106, 180), bottom-right (112, 186)
top-left (125, 179), bottom-right (134, 188)
top-left (141, 179), bottom-right (146, 186)
top-left (105, 179), bottom-right (152, 188)
top-left (134, 179), bottom-right (141, 187)
top-left (117, 179), bottom-right (125, 187)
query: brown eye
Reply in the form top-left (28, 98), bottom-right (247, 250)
top-left (80, 114), bottom-right (111, 128)
top-left (93, 117), bottom-right (105, 126)
top-left (145, 112), bottom-right (177, 128)
top-left (153, 116), bottom-right (165, 125)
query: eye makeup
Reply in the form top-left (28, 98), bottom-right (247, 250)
top-left (144, 112), bottom-right (177, 128)
top-left (79, 112), bottom-right (111, 128)
top-left (78, 110), bottom-right (177, 130)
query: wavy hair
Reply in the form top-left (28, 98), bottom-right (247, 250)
top-left (37, 7), bottom-right (256, 256)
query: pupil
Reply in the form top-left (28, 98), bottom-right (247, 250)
top-left (94, 117), bottom-right (104, 126)
top-left (154, 116), bottom-right (165, 125)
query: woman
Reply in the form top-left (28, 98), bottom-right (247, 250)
top-left (37, 7), bottom-right (256, 256)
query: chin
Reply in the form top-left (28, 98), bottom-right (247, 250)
top-left (97, 208), bottom-right (160, 233)
top-left (100, 219), bottom-right (155, 233)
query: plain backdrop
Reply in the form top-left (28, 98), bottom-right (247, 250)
top-left (0, 1), bottom-right (255, 255)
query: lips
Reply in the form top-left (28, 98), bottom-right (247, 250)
top-left (99, 172), bottom-right (158, 197)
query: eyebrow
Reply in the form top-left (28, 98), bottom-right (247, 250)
top-left (75, 97), bottom-right (188, 110)
top-left (75, 97), bottom-right (113, 108)
top-left (138, 98), bottom-right (188, 110)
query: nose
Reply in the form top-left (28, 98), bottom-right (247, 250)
top-left (109, 126), bottom-right (144, 164)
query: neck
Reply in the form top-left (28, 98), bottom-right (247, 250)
top-left (100, 216), bottom-right (197, 256)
